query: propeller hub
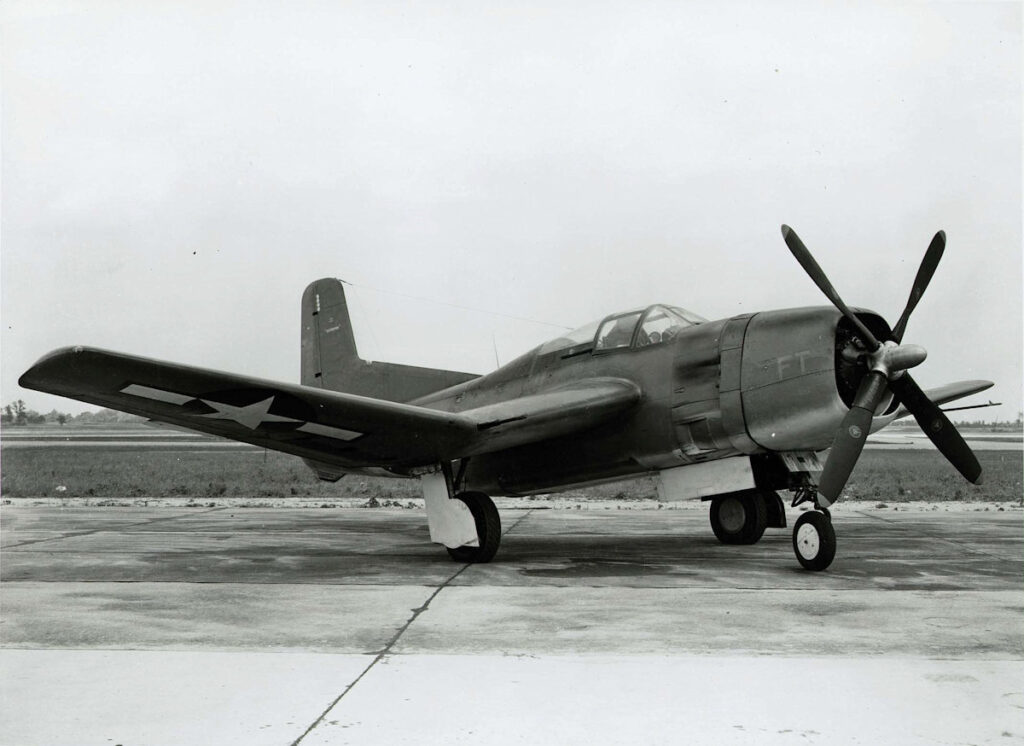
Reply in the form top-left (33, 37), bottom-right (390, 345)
top-left (868, 341), bottom-right (927, 379)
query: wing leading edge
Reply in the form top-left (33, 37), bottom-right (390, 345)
top-left (892, 379), bottom-right (994, 419)
top-left (19, 346), bottom-right (641, 472)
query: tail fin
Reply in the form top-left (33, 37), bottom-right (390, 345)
top-left (301, 278), bottom-right (478, 402)
top-left (301, 278), bottom-right (360, 391)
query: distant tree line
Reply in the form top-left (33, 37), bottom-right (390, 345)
top-left (892, 412), bottom-right (1023, 430)
top-left (951, 417), bottom-right (1023, 430)
top-left (1, 400), bottom-right (143, 426)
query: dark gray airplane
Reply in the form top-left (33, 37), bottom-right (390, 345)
top-left (20, 226), bottom-right (992, 570)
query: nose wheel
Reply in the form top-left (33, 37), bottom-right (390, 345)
top-left (792, 509), bottom-right (836, 571)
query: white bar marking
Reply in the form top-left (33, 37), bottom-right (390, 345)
top-left (297, 422), bottom-right (363, 441)
top-left (121, 384), bottom-right (194, 406)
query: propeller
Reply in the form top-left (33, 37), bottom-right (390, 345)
top-left (781, 225), bottom-right (981, 508)
top-left (891, 231), bottom-right (945, 343)
top-left (781, 226), bottom-right (881, 351)
top-left (887, 373), bottom-right (982, 484)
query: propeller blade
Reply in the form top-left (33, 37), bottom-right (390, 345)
top-left (890, 230), bottom-right (945, 343)
top-left (817, 370), bottom-right (889, 507)
top-left (888, 372), bottom-right (982, 484)
top-left (781, 225), bottom-right (881, 351)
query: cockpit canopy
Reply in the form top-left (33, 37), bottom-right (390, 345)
top-left (537, 305), bottom-right (707, 356)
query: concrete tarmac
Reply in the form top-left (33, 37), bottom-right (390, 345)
top-left (1, 504), bottom-right (1022, 745)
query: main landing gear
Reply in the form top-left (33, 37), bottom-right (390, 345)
top-left (710, 491), bottom-right (767, 545)
top-left (446, 491), bottom-right (501, 563)
top-left (709, 488), bottom-right (786, 545)
top-left (419, 466), bottom-right (502, 564)
top-left (710, 488), bottom-right (837, 571)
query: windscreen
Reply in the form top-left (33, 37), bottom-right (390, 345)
top-left (537, 320), bottom-right (601, 355)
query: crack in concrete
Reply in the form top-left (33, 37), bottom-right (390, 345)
top-left (1, 507), bottom-right (227, 549)
top-left (290, 508), bottom-right (535, 745)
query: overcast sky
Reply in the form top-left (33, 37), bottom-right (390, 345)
top-left (2, 1), bottom-right (1021, 422)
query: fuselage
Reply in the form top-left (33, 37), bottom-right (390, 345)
top-left (408, 304), bottom-right (893, 495)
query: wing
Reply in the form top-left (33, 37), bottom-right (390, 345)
top-left (457, 378), bottom-right (643, 456)
top-left (19, 346), bottom-right (641, 471)
top-left (892, 379), bottom-right (994, 419)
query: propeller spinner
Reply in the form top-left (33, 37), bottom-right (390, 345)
top-left (781, 225), bottom-right (982, 508)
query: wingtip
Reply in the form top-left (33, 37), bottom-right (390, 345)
top-left (19, 346), bottom-right (91, 389)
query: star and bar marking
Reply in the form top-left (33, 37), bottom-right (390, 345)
top-left (119, 384), bottom-right (364, 441)
top-left (198, 397), bottom-right (299, 430)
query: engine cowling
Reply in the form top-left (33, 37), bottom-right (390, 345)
top-left (732, 307), bottom-right (891, 452)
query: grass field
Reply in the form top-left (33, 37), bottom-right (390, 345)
top-left (1, 446), bottom-right (1020, 503)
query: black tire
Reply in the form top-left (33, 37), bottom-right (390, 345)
top-left (445, 491), bottom-right (501, 563)
top-left (792, 510), bottom-right (837, 571)
top-left (710, 491), bottom-right (767, 545)
top-left (763, 490), bottom-right (787, 528)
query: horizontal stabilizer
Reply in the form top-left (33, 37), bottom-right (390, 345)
top-left (301, 278), bottom-right (478, 401)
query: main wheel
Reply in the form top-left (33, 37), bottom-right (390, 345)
top-left (792, 510), bottom-right (836, 571)
top-left (710, 491), bottom-right (767, 545)
top-left (763, 490), bottom-right (787, 528)
top-left (445, 491), bottom-right (501, 563)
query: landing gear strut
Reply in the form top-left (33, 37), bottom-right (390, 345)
top-left (446, 491), bottom-right (501, 563)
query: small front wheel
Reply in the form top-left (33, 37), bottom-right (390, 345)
top-left (792, 510), bottom-right (836, 571)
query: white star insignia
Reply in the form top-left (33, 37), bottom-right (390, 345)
top-left (198, 396), bottom-right (299, 430)
top-left (120, 383), bottom-right (365, 440)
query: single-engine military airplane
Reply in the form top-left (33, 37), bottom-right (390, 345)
top-left (19, 226), bottom-right (993, 570)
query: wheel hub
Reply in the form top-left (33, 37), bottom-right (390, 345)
top-left (718, 497), bottom-right (746, 533)
top-left (796, 522), bottom-right (820, 559)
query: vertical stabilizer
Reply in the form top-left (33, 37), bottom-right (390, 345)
top-left (300, 278), bottom-right (478, 402)
top-left (301, 278), bottom-right (361, 391)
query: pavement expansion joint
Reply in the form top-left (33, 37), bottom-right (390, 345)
top-left (289, 508), bottom-right (536, 744)
top-left (501, 507), bottom-right (536, 537)
top-left (294, 565), bottom-right (469, 745)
